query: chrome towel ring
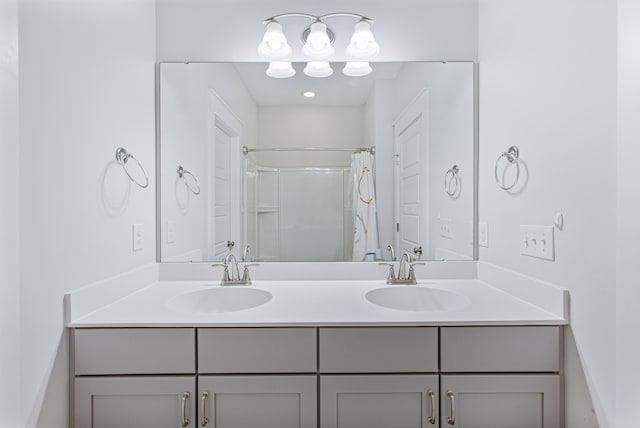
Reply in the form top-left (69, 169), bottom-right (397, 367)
top-left (494, 145), bottom-right (520, 190)
top-left (444, 165), bottom-right (460, 197)
top-left (177, 165), bottom-right (201, 195)
top-left (115, 147), bottom-right (149, 188)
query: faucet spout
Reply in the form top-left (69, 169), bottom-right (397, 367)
top-left (224, 253), bottom-right (240, 281)
top-left (398, 252), bottom-right (413, 281)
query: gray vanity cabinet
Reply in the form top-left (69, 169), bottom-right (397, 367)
top-left (319, 327), bottom-right (439, 428)
top-left (439, 326), bottom-right (562, 428)
top-left (74, 376), bottom-right (197, 428)
top-left (72, 328), bottom-right (198, 428)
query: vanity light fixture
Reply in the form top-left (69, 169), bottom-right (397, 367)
top-left (302, 91), bottom-right (316, 98)
top-left (258, 13), bottom-right (379, 78)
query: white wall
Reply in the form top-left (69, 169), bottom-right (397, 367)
top-left (616, 0), bottom-right (640, 425)
top-left (478, 1), bottom-right (617, 427)
top-left (156, 0), bottom-right (478, 62)
top-left (18, 1), bottom-right (156, 426)
top-left (0, 0), bottom-right (20, 426)
top-left (256, 105), bottom-right (364, 167)
top-left (160, 63), bottom-right (257, 261)
top-left (392, 63), bottom-right (474, 260)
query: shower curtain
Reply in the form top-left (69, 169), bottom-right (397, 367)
top-left (351, 152), bottom-right (380, 261)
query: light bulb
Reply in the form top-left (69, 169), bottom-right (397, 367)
top-left (258, 21), bottom-right (292, 61)
top-left (346, 20), bottom-right (380, 61)
top-left (302, 22), bottom-right (334, 61)
top-left (342, 62), bottom-right (372, 77)
top-left (303, 62), bottom-right (333, 78)
top-left (266, 62), bottom-right (296, 78)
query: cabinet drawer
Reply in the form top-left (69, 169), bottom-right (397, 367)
top-left (441, 326), bottom-right (560, 372)
top-left (74, 328), bottom-right (195, 375)
top-left (319, 327), bottom-right (438, 373)
top-left (198, 328), bottom-right (317, 373)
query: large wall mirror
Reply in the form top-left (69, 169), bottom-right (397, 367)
top-left (159, 61), bottom-right (475, 263)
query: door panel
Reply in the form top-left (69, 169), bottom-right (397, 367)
top-left (75, 376), bottom-right (196, 428)
top-left (440, 375), bottom-right (561, 428)
top-left (320, 375), bottom-right (439, 428)
top-left (199, 375), bottom-right (317, 428)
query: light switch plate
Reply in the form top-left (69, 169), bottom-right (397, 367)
top-left (167, 221), bottom-right (176, 244)
top-left (439, 218), bottom-right (452, 239)
top-left (520, 225), bottom-right (554, 261)
top-left (479, 222), bottom-right (489, 247)
top-left (132, 223), bottom-right (144, 252)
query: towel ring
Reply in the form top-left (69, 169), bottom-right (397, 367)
top-left (115, 147), bottom-right (149, 189)
top-left (177, 166), bottom-right (201, 195)
top-left (444, 165), bottom-right (460, 197)
top-left (494, 146), bottom-right (520, 190)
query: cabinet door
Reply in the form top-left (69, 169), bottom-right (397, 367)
top-left (74, 376), bottom-right (196, 428)
top-left (198, 375), bottom-right (317, 428)
top-left (440, 375), bottom-right (561, 428)
top-left (320, 375), bottom-right (439, 428)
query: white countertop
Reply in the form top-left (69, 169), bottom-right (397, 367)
top-left (68, 279), bottom-right (567, 327)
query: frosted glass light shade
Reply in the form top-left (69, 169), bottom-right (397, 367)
top-left (258, 21), bottom-right (292, 61)
top-left (342, 62), bottom-right (372, 77)
top-left (266, 61), bottom-right (296, 78)
top-left (346, 20), bottom-right (380, 61)
top-left (304, 61), bottom-right (333, 78)
top-left (302, 22), bottom-right (335, 60)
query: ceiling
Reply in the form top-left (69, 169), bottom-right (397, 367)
top-left (233, 62), bottom-right (405, 105)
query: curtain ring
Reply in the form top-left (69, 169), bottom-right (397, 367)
top-left (177, 166), bottom-right (201, 195)
top-left (115, 147), bottom-right (149, 189)
top-left (494, 146), bottom-right (520, 190)
top-left (444, 165), bottom-right (460, 197)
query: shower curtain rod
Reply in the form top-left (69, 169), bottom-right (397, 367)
top-left (242, 146), bottom-right (375, 155)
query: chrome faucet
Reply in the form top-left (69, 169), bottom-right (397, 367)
top-left (379, 251), bottom-right (425, 284)
top-left (386, 244), bottom-right (396, 261)
top-left (212, 253), bottom-right (257, 285)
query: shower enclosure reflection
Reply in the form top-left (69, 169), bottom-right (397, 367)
top-left (245, 148), bottom-right (378, 262)
top-left (159, 62), bottom-right (475, 263)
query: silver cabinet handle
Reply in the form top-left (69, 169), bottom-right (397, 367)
top-left (427, 389), bottom-right (436, 424)
top-left (447, 390), bottom-right (456, 425)
top-left (181, 392), bottom-right (191, 427)
top-left (201, 391), bottom-right (209, 427)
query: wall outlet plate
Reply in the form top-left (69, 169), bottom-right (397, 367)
top-left (520, 225), bottom-right (554, 261)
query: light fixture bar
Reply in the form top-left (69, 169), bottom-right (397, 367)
top-left (263, 12), bottom-right (373, 24)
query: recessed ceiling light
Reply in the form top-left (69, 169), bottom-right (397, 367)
top-left (303, 91), bottom-right (316, 98)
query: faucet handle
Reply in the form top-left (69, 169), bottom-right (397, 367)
top-left (212, 263), bottom-right (231, 281)
top-left (407, 262), bottom-right (425, 282)
top-left (379, 263), bottom-right (397, 283)
top-left (240, 263), bottom-right (259, 284)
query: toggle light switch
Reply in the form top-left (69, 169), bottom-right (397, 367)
top-left (520, 225), bottom-right (554, 261)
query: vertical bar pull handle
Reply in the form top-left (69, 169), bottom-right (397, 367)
top-left (427, 389), bottom-right (436, 424)
top-left (181, 392), bottom-right (191, 427)
top-left (447, 390), bottom-right (456, 425)
top-left (201, 391), bottom-right (209, 426)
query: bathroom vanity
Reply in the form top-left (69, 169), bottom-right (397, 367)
top-left (67, 276), bottom-right (566, 428)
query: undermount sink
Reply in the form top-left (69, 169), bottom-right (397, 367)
top-left (169, 287), bottom-right (272, 314)
top-left (365, 286), bottom-right (469, 312)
